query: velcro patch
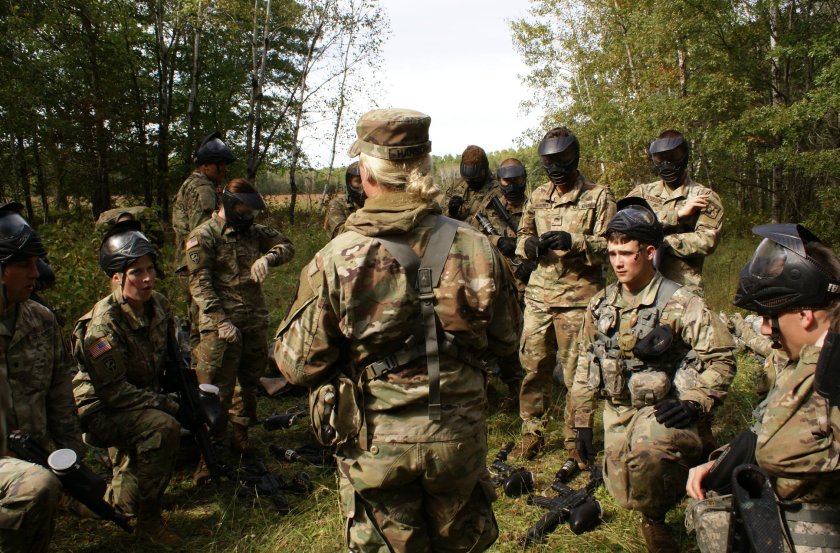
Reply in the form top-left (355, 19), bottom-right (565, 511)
top-left (87, 338), bottom-right (112, 360)
top-left (186, 237), bottom-right (198, 250)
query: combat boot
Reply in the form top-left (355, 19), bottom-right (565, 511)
top-left (231, 423), bottom-right (256, 456)
top-left (498, 380), bottom-right (521, 413)
top-left (136, 500), bottom-right (181, 546)
top-left (641, 515), bottom-right (679, 553)
top-left (192, 455), bottom-right (211, 486)
top-left (517, 433), bottom-right (544, 460)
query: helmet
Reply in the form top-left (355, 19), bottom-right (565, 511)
top-left (0, 203), bottom-right (47, 264)
top-left (460, 145), bottom-right (490, 190)
top-left (648, 135), bottom-right (689, 186)
top-left (345, 162), bottom-right (365, 207)
top-left (733, 224), bottom-right (840, 316)
top-left (99, 220), bottom-right (157, 277)
top-left (194, 131), bottom-right (236, 166)
top-left (497, 162), bottom-right (527, 204)
top-left (221, 188), bottom-right (267, 232)
top-left (606, 197), bottom-right (664, 247)
top-left (538, 131), bottom-right (579, 187)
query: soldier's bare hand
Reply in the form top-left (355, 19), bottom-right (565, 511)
top-left (677, 195), bottom-right (710, 219)
top-left (251, 256), bottom-right (271, 283)
top-left (218, 320), bottom-right (241, 343)
top-left (686, 460), bottom-right (715, 500)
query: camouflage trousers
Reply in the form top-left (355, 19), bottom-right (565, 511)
top-left (177, 272), bottom-right (201, 352)
top-left (519, 301), bottom-right (584, 450)
top-left (603, 402), bottom-right (702, 519)
top-left (0, 458), bottom-right (61, 553)
top-left (194, 322), bottom-right (267, 428)
top-left (84, 407), bottom-right (180, 515)
top-left (336, 436), bottom-right (498, 552)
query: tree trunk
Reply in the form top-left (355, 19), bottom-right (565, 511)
top-left (248, 0), bottom-right (272, 180)
top-left (15, 135), bottom-right (34, 221)
top-left (185, 2), bottom-right (203, 168)
top-left (32, 133), bottom-right (49, 223)
top-left (769, 0), bottom-right (784, 223)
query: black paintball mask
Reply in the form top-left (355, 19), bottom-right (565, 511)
top-left (497, 164), bottom-right (528, 205)
top-left (221, 188), bottom-right (267, 232)
top-left (649, 136), bottom-right (689, 187)
top-left (606, 197), bottom-right (664, 248)
top-left (733, 224), bottom-right (840, 349)
top-left (460, 147), bottom-right (490, 190)
top-left (345, 162), bottom-right (365, 207)
top-left (0, 203), bottom-right (47, 265)
top-left (539, 134), bottom-right (580, 188)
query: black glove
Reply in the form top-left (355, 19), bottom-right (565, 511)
top-left (540, 230), bottom-right (572, 251)
top-left (654, 399), bottom-right (702, 429)
top-left (496, 236), bottom-right (517, 258)
top-left (575, 427), bottom-right (595, 463)
top-left (524, 236), bottom-right (544, 260)
top-left (514, 260), bottom-right (536, 283)
top-left (448, 195), bottom-right (464, 218)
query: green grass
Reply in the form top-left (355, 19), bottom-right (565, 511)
top-left (42, 207), bottom-right (762, 552)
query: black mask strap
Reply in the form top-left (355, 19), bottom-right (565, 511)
top-left (770, 316), bottom-right (783, 349)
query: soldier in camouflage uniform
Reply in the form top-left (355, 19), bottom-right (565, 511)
top-left (274, 108), bottom-right (520, 552)
top-left (570, 198), bottom-right (736, 553)
top-left (444, 145), bottom-right (500, 226)
top-left (627, 130), bottom-right (724, 294)
top-left (96, 206), bottom-right (165, 251)
top-left (324, 162), bottom-right (364, 238)
top-left (172, 132), bottom-right (237, 347)
top-left (515, 127), bottom-right (616, 463)
top-left (71, 222), bottom-right (181, 545)
top-left (687, 224), bottom-right (840, 553)
top-left (0, 204), bottom-right (84, 553)
top-left (186, 178), bottom-right (294, 457)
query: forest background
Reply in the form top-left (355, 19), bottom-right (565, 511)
top-left (1, 0), bottom-right (838, 551)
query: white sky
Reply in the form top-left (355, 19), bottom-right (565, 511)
top-left (304, 0), bottom-right (543, 168)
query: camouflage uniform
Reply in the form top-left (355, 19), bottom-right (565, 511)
top-left (570, 272), bottom-right (736, 518)
top-left (627, 178), bottom-right (724, 292)
top-left (0, 299), bottom-right (83, 552)
top-left (187, 212), bottom-right (294, 427)
top-left (274, 192), bottom-right (521, 552)
top-left (445, 177), bottom-right (500, 227)
top-left (71, 289), bottom-right (179, 515)
top-left (324, 195), bottom-right (359, 238)
top-left (515, 174), bottom-right (616, 450)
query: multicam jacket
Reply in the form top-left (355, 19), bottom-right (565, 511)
top-left (274, 191), bottom-right (521, 442)
top-left (323, 195), bottom-right (358, 238)
top-left (71, 290), bottom-right (173, 421)
top-left (445, 178), bottom-right (501, 227)
top-left (627, 178), bottom-right (724, 289)
top-left (756, 344), bottom-right (840, 503)
top-left (186, 212), bottom-right (294, 331)
top-left (0, 298), bottom-right (83, 453)
top-left (172, 172), bottom-right (218, 272)
top-left (570, 272), bottom-right (737, 428)
top-left (515, 175), bottom-right (616, 307)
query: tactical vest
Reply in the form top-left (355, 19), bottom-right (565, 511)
top-left (588, 278), bottom-right (685, 406)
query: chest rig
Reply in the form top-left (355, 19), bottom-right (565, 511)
top-left (588, 278), bottom-right (682, 404)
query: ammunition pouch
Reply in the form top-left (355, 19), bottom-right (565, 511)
top-left (628, 370), bottom-right (672, 408)
top-left (309, 375), bottom-right (363, 448)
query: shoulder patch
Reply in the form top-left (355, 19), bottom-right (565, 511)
top-left (186, 237), bottom-right (198, 250)
top-left (703, 198), bottom-right (722, 219)
top-left (87, 337), bottom-right (112, 360)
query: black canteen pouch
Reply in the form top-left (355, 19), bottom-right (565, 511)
top-left (632, 324), bottom-right (675, 361)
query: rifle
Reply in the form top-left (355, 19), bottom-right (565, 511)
top-left (262, 405), bottom-right (308, 431)
top-left (521, 466), bottom-right (603, 545)
top-left (490, 196), bottom-right (518, 233)
top-left (488, 442), bottom-right (534, 498)
top-left (237, 460), bottom-right (313, 514)
top-left (7, 431), bottom-right (132, 533)
top-left (475, 213), bottom-right (499, 236)
top-left (163, 322), bottom-right (232, 483)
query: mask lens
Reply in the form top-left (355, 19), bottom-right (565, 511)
top-left (748, 239), bottom-right (788, 278)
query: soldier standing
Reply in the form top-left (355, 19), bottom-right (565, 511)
top-left (0, 204), bottom-right (84, 552)
top-left (274, 108), bottom-right (520, 552)
top-left (445, 145), bottom-right (500, 224)
top-left (627, 130), bottom-right (724, 293)
top-left (71, 222), bottom-right (181, 545)
top-left (515, 127), bottom-right (616, 463)
top-left (172, 132), bottom-right (237, 347)
top-left (323, 161), bottom-right (364, 238)
top-left (570, 198), bottom-right (736, 552)
top-left (186, 179), bottom-right (294, 461)
top-left (687, 224), bottom-right (840, 553)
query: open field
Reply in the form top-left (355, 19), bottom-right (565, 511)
top-left (36, 207), bottom-right (760, 552)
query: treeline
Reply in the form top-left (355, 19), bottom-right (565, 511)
top-left (0, 0), bottom-right (385, 222)
top-left (512, 0), bottom-right (840, 241)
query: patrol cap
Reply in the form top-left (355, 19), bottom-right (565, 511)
top-left (348, 108), bottom-right (432, 161)
top-left (607, 196), bottom-right (664, 247)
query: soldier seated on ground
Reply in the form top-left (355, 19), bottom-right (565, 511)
top-left (71, 222), bottom-right (181, 546)
top-left (686, 224), bottom-right (840, 553)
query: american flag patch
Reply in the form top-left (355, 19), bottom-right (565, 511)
top-left (186, 237), bottom-right (198, 250)
top-left (87, 338), bottom-right (112, 360)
